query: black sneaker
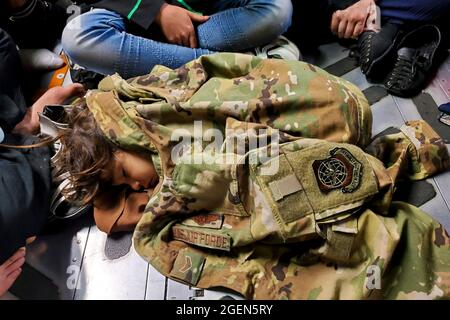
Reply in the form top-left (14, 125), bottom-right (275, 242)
top-left (384, 25), bottom-right (442, 98)
top-left (358, 22), bottom-right (402, 80)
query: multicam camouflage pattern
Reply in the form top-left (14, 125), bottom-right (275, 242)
top-left (85, 53), bottom-right (450, 299)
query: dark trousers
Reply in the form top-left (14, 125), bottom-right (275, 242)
top-left (378, 0), bottom-right (450, 24)
top-left (0, 28), bottom-right (52, 264)
top-left (0, 28), bottom-right (27, 132)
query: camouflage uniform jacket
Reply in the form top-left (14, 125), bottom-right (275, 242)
top-left (86, 53), bottom-right (450, 299)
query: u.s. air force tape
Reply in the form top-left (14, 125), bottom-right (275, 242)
top-left (172, 225), bottom-right (231, 251)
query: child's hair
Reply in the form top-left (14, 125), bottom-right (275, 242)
top-left (52, 102), bottom-right (118, 204)
top-left (0, 101), bottom-right (120, 204)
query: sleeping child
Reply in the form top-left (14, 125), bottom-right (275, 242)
top-left (51, 53), bottom-right (450, 299)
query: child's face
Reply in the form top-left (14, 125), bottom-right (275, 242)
top-left (103, 150), bottom-right (159, 191)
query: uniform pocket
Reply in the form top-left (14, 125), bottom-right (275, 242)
top-left (252, 154), bottom-right (314, 223)
top-left (284, 143), bottom-right (379, 223)
top-left (247, 141), bottom-right (379, 242)
top-left (249, 153), bottom-right (317, 242)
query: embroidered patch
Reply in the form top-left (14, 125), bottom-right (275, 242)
top-left (170, 249), bottom-right (205, 286)
top-left (181, 213), bottom-right (223, 229)
top-left (312, 148), bottom-right (362, 193)
top-left (172, 225), bottom-right (231, 251)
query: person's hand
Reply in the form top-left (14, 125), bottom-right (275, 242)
top-left (331, 0), bottom-right (374, 39)
top-left (0, 248), bottom-right (26, 297)
top-left (12, 83), bottom-right (85, 135)
top-left (155, 3), bottom-right (209, 48)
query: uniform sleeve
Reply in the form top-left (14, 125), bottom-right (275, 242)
top-left (93, 0), bottom-right (165, 30)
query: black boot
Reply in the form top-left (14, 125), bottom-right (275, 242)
top-left (358, 22), bottom-right (403, 81)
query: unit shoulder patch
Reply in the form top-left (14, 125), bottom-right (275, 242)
top-left (312, 148), bottom-right (362, 193)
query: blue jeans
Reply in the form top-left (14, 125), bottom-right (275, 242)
top-left (62, 0), bottom-right (293, 78)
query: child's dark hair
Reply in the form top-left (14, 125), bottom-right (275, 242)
top-left (53, 102), bottom-right (118, 204)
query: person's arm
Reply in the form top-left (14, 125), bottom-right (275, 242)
top-left (330, 0), bottom-right (376, 39)
top-left (12, 84), bottom-right (85, 135)
top-left (93, 0), bottom-right (209, 48)
top-left (154, 3), bottom-right (209, 48)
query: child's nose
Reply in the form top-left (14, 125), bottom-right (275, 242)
top-left (130, 180), bottom-right (143, 191)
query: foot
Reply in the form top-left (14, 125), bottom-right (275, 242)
top-left (20, 48), bottom-right (65, 72)
top-left (358, 22), bottom-right (402, 80)
top-left (384, 25), bottom-right (443, 98)
top-left (250, 36), bottom-right (302, 61)
top-left (0, 248), bottom-right (26, 297)
top-left (12, 83), bottom-right (85, 135)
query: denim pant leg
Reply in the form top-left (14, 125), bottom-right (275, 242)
top-left (197, 0), bottom-right (293, 51)
top-left (62, 1), bottom-right (293, 78)
top-left (0, 28), bottom-right (27, 132)
top-left (62, 9), bottom-right (214, 78)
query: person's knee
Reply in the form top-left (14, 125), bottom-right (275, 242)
top-left (245, 0), bottom-right (293, 42)
top-left (62, 13), bottom-right (95, 65)
top-left (261, 0), bottom-right (293, 35)
top-left (62, 9), bottom-right (122, 70)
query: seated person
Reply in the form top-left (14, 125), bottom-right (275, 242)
top-left (0, 25), bottom-right (84, 297)
top-left (329, 0), bottom-right (450, 78)
top-left (285, 0), bottom-right (449, 96)
top-left (329, 0), bottom-right (450, 40)
top-left (61, 0), bottom-right (298, 79)
top-left (48, 53), bottom-right (450, 299)
top-left (288, 0), bottom-right (449, 51)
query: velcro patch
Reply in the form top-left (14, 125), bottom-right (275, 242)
top-left (268, 174), bottom-right (303, 201)
top-left (181, 213), bottom-right (223, 229)
top-left (324, 228), bottom-right (355, 262)
top-left (312, 148), bottom-right (362, 194)
top-left (172, 225), bottom-right (231, 251)
top-left (170, 248), bottom-right (205, 286)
